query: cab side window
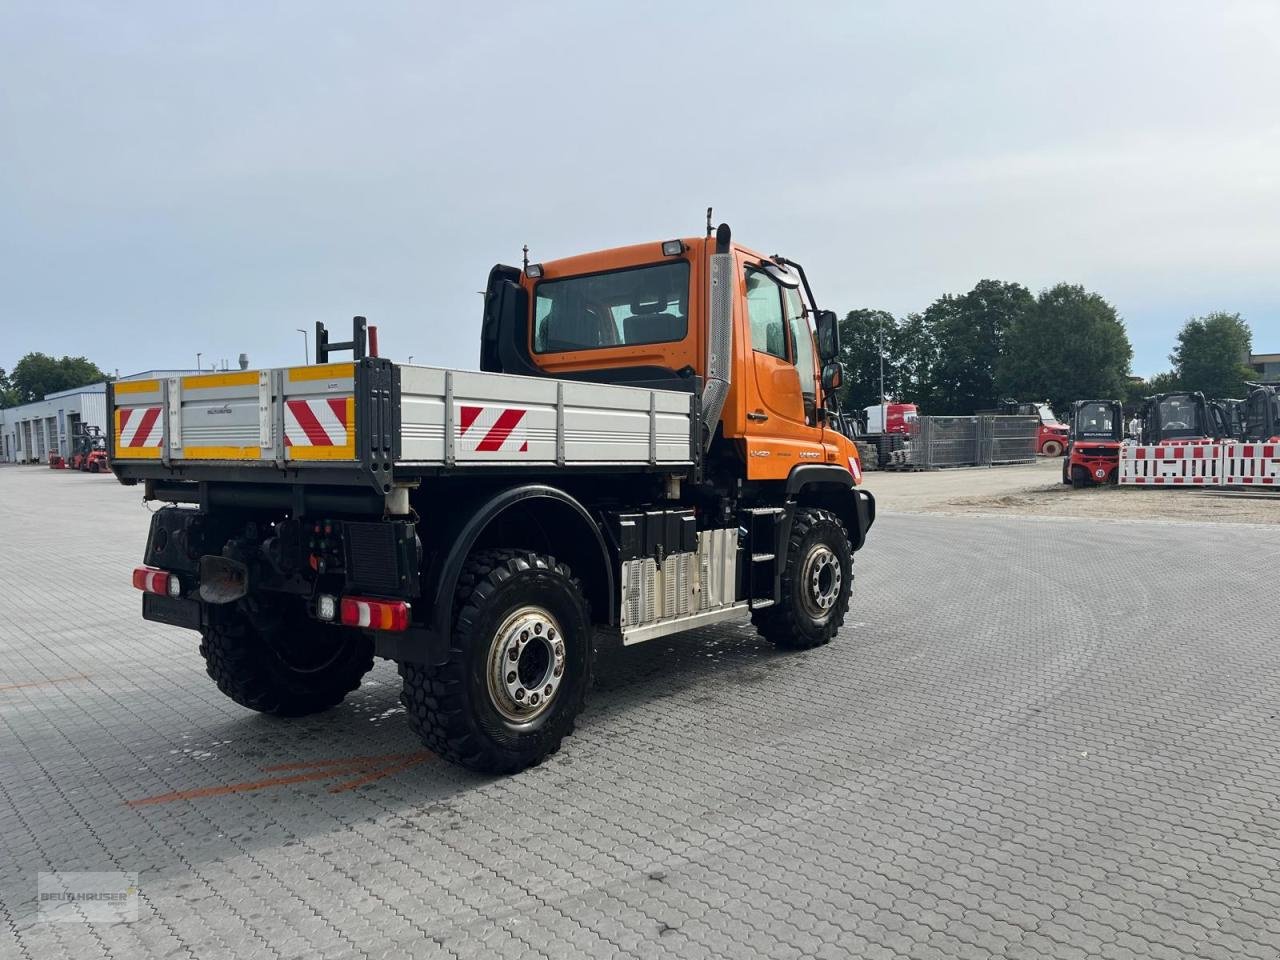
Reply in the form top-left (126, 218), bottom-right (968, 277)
top-left (745, 267), bottom-right (787, 360)
top-left (783, 286), bottom-right (816, 400)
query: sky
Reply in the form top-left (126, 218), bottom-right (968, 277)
top-left (1, 1), bottom-right (1277, 380)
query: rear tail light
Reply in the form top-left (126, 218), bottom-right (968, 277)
top-left (340, 597), bottom-right (411, 632)
top-left (132, 566), bottom-right (179, 597)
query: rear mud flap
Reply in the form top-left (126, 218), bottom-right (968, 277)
top-left (142, 593), bottom-right (203, 632)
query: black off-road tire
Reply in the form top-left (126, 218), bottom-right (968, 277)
top-left (199, 600), bottom-right (374, 717)
top-left (1070, 465), bottom-right (1089, 490)
top-left (752, 508), bottom-right (853, 651)
top-left (399, 549), bottom-right (592, 774)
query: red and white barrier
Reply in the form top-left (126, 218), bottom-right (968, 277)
top-left (1222, 442), bottom-right (1280, 486)
top-left (1118, 443), bottom-right (1223, 486)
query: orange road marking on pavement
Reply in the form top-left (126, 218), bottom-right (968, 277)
top-left (0, 674), bottom-right (90, 693)
top-left (127, 750), bottom-right (432, 806)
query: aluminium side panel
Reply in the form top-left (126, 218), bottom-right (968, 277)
top-left (280, 363), bottom-right (357, 462)
top-left (396, 365), bottom-right (695, 467)
top-left (170, 371), bottom-right (263, 460)
top-left (111, 378), bottom-right (166, 460)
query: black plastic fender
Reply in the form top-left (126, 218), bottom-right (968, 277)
top-left (401, 484), bottom-right (615, 666)
top-left (784, 464), bottom-right (875, 552)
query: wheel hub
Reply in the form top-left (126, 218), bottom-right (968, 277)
top-left (800, 545), bottom-right (842, 620)
top-left (487, 606), bottom-right (565, 723)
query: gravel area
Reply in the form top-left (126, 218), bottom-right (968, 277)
top-left (865, 458), bottom-right (1280, 525)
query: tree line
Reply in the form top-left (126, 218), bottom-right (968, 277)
top-left (0, 354), bottom-right (111, 408)
top-left (836, 280), bottom-right (1257, 415)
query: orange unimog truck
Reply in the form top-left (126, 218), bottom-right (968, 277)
top-left (111, 222), bottom-right (875, 773)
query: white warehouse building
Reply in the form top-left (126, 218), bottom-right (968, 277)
top-left (0, 370), bottom-right (198, 464)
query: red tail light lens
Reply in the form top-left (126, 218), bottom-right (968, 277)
top-left (339, 597), bottom-right (411, 632)
top-left (132, 566), bottom-right (173, 596)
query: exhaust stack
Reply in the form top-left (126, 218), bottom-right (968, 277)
top-left (701, 223), bottom-right (733, 448)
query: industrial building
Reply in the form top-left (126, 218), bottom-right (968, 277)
top-left (0, 370), bottom-right (196, 464)
top-left (1250, 352), bottom-right (1280, 381)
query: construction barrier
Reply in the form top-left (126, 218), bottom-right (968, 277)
top-left (1119, 441), bottom-right (1280, 487)
top-left (1223, 442), bottom-right (1280, 486)
top-left (1118, 443), bottom-right (1223, 485)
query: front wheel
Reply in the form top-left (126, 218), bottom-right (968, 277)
top-left (399, 549), bottom-right (591, 774)
top-left (1041, 439), bottom-right (1065, 457)
top-left (752, 508), bottom-right (853, 650)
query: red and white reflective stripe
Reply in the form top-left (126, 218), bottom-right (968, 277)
top-left (118, 407), bottom-right (164, 448)
top-left (284, 398), bottom-right (350, 447)
top-left (848, 455), bottom-right (862, 483)
top-left (132, 566), bottom-right (172, 595)
top-left (339, 597), bottom-right (411, 631)
top-left (458, 405), bottom-right (528, 453)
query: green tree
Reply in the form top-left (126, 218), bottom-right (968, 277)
top-left (1170, 312), bottom-right (1253, 398)
top-left (924, 279), bottom-right (1035, 414)
top-left (836, 309), bottom-right (897, 411)
top-left (7, 353), bottom-right (112, 404)
top-left (0, 368), bottom-right (18, 408)
top-left (891, 311), bottom-right (938, 409)
top-left (997, 284), bottom-right (1132, 413)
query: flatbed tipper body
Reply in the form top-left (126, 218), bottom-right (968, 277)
top-left (110, 360), bottom-right (697, 488)
top-left (115, 224), bottom-right (875, 774)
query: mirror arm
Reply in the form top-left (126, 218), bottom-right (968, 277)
top-left (772, 255), bottom-right (820, 313)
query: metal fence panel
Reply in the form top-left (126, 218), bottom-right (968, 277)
top-left (909, 415), bottom-right (1038, 468)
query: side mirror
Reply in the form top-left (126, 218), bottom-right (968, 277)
top-left (821, 361), bottom-right (844, 394)
top-left (815, 309), bottom-right (840, 361)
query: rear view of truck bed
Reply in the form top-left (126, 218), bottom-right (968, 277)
top-left (109, 358), bottom-right (697, 490)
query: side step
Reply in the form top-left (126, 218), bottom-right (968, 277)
top-left (746, 507), bottom-right (785, 610)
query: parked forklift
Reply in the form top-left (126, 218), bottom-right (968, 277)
top-left (1140, 392), bottom-right (1212, 444)
top-left (1243, 383), bottom-right (1280, 442)
top-left (1062, 399), bottom-right (1123, 487)
top-left (69, 424), bottom-right (109, 472)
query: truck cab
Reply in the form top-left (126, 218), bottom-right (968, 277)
top-left (480, 229), bottom-right (860, 483)
top-left (1063, 399), bottom-right (1123, 487)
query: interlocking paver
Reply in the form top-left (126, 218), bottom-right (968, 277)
top-left (1, 465), bottom-right (1279, 959)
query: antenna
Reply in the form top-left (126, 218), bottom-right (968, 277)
top-left (522, 244), bottom-right (529, 270)
top-left (706, 207), bottom-right (713, 237)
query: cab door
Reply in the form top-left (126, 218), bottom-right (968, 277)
top-left (739, 257), bottom-right (825, 478)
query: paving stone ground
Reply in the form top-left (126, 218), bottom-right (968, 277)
top-left (1, 464), bottom-right (1277, 959)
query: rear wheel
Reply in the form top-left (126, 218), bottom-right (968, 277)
top-left (752, 508), bottom-right (852, 651)
top-left (399, 549), bottom-right (591, 774)
top-left (200, 598), bottom-right (373, 717)
top-left (1042, 438), bottom-right (1065, 457)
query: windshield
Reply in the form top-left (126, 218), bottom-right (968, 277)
top-left (1074, 402), bottom-right (1117, 440)
top-left (533, 260), bottom-right (689, 354)
top-left (1155, 396), bottom-right (1203, 439)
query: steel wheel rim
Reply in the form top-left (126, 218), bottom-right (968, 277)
top-left (800, 544), bottom-right (842, 620)
top-left (487, 605), bottom-right (566, 723)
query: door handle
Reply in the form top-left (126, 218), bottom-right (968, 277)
top-left (747, 411), bottom-right (769, 422)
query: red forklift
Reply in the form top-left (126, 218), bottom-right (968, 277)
top-left (69, 424), bottom-right (109, 472)
top-left (1062, 399), bottom-right (1123, 487)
